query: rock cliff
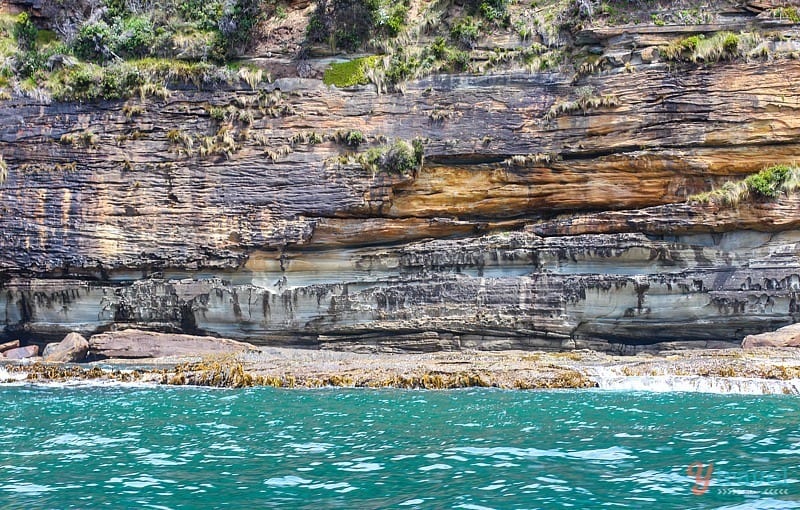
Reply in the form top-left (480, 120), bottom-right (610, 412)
top-left (2, 0), bottom-right (800, 352)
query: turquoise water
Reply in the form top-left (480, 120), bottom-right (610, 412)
top-left (1, 386), bottom-right (799, 509)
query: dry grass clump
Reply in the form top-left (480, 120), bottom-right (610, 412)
top-left (660, 32), bottom-right (765, 63)
top-left (503, 153), bottom-right (559, 167)
top-left (544, 87), bottom-right (620, 122)
top-left (0, 154), bottom-right (7, 184)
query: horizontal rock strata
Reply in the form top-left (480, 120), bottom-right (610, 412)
top-left (2, 8), bottom-right (800, 351)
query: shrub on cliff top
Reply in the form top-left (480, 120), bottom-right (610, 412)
top-left (306, 0), bottom-right (409, 52)
top-left (13, 12), bottom-right (37, 51)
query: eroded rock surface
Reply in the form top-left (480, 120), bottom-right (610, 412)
top-left (743, 323), bottom-right (800, 348)
top-left (2, 6), bottom-right (800, 352)
top-left (42, 332), bottom-right (89, 363)
top-left (4, 345), bottom-right (39, 359)
top-left (88, 329), bottom-right (257, 359)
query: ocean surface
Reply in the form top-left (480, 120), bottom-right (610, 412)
top-left (1, 385), bottom-right (799, 509)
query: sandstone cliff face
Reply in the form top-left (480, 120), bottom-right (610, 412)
top-left (2, 3), bottom-right (800, 352)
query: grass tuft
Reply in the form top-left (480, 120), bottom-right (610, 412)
top-left (690, 164), bottom-right (800, 206)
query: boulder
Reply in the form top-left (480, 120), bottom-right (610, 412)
top-left (742, 323), bottom-right (800, 348)
top-left (88, 329), bottom-right (257, 359)
top-left (0, 340), bottom-right (20, 354)
top-left (3, 345), bottom-right (40, 359)
top-left (42, 333), bottom-right (90, 363)
top-left (640, 47), bottom-right (657, 64)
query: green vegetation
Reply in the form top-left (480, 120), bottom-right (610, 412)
top-left (13, 12), bottom-right (36, 51)
top-left (771, 7), bottom-right (800, 23)
top-left (197, 125), bottom-right (239, 159)
top-left (360, 139), bottom-right (424, 175)
top-left (472, 0), bottom-right (511, 25)
top-left (44, 59), bottom-right (237, 102)
top-left (308, 0), bottom-right (561, 90)
top-left (450, 17), bottom-right (481, 49)
top-left (590, 1), bottom-right (711, 26)
top-left (745, 165), bottom-right (798, 198)
top-left (60, 130), bottom-right (99, 148)
top-left (0, 0), bottom-right (786, 101)
top-left (167, 129), bottom-right (194, 154)
top-left (289, 131), bottom-right (325, 146)
top-left (307, 0), bottom-right (410, 52)
top-left (334, 130), bottom-right (365, 147)
top-left (0, 1), bottom-right (270, 102)
top-left (323, 56), bottom-right (381, 87)
top-left (660, 32), bottom-right (764, 63)
top-left (85, 0), bottom-right (264, 61)
top-left (691, 164), bottom-right (800, 206)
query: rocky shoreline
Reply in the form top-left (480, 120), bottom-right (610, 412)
top-left (3, 328), bottom-right (800, 392)
top-left (2, 345), bottom-right (800, 393)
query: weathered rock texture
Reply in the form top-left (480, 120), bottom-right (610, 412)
top-left (3, 345), bottom-right (38, 359)
top-left (0, 340), bottom-right (19, 354)
top-left (87, 329), bottom-right (256, 359)
top-left (2, 5), bottom-right (800, 352)
top-left (42, 332), bottom-right (89, 362)
top-left (743, 323), bottom-right (800, 348)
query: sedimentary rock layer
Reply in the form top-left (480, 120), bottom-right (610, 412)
top-left (2, 14), bottom-right (800, 351)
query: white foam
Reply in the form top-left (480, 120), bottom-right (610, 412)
top-left (264, 475), bottom-right (312, 487)
top-left (0, 482), bottom-right (56, 495)
top-left (419, 463), bottom-right (452, 471)
top-left (588, 368), bottom-right (800, 395)
top-left (334, 461), bottom-right (384, 472)
top-left (288, 442), bottom-right (334, 454)
top-left (399, 499), bottom-right (425, 506)
top-left (715, 499), bottom-right (800, 509)
top-left (0, 367), bottom-right (28, 382)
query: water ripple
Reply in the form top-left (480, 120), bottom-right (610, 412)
top-left (0, 387), bottom-right (798, 508)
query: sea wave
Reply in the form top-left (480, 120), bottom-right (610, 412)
top-left (0, 367), bottom-right (28, 382)
top-left (4, 365), bottom-right (800, 395)
top-left (588, 369), bottom-right (800, 395)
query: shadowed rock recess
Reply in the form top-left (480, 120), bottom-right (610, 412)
top-left (2, 0), bottom-right (800, 352)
